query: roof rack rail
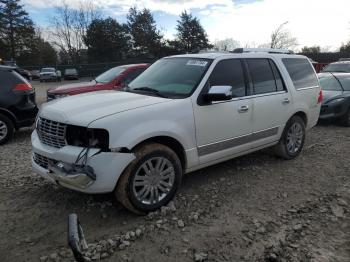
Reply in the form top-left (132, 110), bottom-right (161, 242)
top-left (231, 48), bottom-right (293, 54)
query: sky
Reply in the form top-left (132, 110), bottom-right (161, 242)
top-left (22, 0), bottom-right (350, 51)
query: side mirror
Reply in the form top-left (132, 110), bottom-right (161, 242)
top-left (203, 86), bottom-right (233, 102)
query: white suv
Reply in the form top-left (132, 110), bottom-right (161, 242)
top-left (32, 49), bottom-right (322, 213)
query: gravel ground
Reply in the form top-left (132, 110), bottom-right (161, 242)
top-left (0, 123), bottom-right (349, 262)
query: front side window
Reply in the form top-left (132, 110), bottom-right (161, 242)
top-left (121, 69), bottom-right (145, 85)
top-left (318, 74), bottom-right (342, 91)
top-left (129, 57), bottom-right (211, 98)
top-left (246, 59), bottom-right (278, 95)
top-left (95, 67), bottom-right (125, 83)
top-left (208, 59), bottom-right (246, 97)
top-left (282, 58), bottom-right (318, 89)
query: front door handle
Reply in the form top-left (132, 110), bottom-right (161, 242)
top-left (238, 105), bottom-right (249, 113)
top-left (282, 98), bottom-right (290, 104)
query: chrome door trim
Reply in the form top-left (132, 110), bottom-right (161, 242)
top-left (211, 91), bottom-right (287, 105)
top-left (197, 126), bottom-right (279, 156)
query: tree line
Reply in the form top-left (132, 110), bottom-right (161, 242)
top-left (0, 0), bottom-right (212, 66)
top-left (1, 0), bottom-right (350, 66)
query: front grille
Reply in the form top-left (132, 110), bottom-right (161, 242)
top-left (47, 93), bottom-right (56, 101)
top-left (37, 117), bottom-right (67, 148)
top-left (33, 153), bottom-right (49, 169)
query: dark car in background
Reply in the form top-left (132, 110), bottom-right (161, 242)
top-left (322, 61), bottom-right (350, 73)
top-left (64, 68), bottom-right (79, 80)
top-left (318, 72), bottom-right (350, 126)
top-left (47, 63), bottom-right (149, 101)
top-left (1, 60), bottom-right (32, 80)
top-left (0, 66), bottom-right (38, 144)
top-left (30, 70), bottom-right (40, 80)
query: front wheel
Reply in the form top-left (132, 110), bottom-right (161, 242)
top-left (274, 116), bottom-right (306, 160)
top-left (115, 143), bottom-right (182, 214)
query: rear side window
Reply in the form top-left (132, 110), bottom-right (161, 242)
top-left (282, 58), bottom-right (318, 89)
top-left (246, 59), bottom-right (283, 95)
top-left (209, 59), bottom-right (246, 97)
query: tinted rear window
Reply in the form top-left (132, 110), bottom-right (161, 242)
top-left (322, 63), bottom-right (350, 73)
top-left (282, 58), bottom-right (318, 89)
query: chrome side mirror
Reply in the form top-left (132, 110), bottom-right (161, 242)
top-left (203, 85), bottom-right (233, 102)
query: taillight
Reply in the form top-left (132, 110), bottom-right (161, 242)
top-left (13, 83), bottom-right (32, 91)
top-left (317, 90), bottom-right (323, 104)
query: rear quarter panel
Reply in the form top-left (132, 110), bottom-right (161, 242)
top-left (275, 56), bottom-right (321, 129)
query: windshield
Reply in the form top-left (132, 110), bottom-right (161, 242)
top-left (128, 57), bottom-right (211, 98)
top-left (322, 63), bottom-right (350, 73)
top-left (65, 69), bottom-right (77, 74)
top-left (95, 67), bottom-right (125, 83)
top-left (41, 68), bottom-right (55, 73)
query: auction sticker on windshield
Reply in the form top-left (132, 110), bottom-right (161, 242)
top-left (186, 60), bottom-right (208, 67)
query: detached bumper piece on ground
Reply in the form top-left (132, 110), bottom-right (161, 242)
top-left (68, 214), bottom-right (88, 262)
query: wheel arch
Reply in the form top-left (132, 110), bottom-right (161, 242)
top-left (0, 108), bottom-right (17, 129)
top-left (291, 111), bottom-right (308, 125)
top-left (131, 136), bottom-right (187, 171)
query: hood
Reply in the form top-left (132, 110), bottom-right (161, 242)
top-left (40, 91), bottom-right (170, 126)
top-left (49, 81), bottom-right (97, 93)
top-left (322, 90), bottom-right (343, 104)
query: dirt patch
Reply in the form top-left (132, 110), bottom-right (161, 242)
top-left (0, 125), bottom-right (349, 262)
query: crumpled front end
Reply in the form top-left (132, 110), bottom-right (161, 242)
top-left (31, 130), bottom-right (135, 194)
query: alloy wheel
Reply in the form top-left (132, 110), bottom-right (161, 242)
top-left (132, 157), bottom-right (175, 205)
top-left (286, 122), bottom-right (304, 154)
top-left (0, 120), bottom-right (8, 141)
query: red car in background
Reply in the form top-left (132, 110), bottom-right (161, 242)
top-left (47, 63), bottom-right (149, 101)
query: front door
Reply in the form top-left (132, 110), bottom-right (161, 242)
top-left (192, 59), bottom-right (253, 164)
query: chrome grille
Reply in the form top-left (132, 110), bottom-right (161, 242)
top-left (37, 117), bottom-right (67, 148)
top-left (33, 153), bottom-right (49, 169)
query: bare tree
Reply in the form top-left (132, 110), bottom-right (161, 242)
top-left (270, 21), bottom-right (297, 50)
top-left (214, 38), bottom-right (240, 51)
top-left (50, 0), bottom-right (100, 64)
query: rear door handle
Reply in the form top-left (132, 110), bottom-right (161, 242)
top-left (238, 105), bottom-right (249, 113)
top-left (282, 98), bottom-right (290, 104)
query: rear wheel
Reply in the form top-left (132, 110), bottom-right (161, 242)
top-left (0, 114), bottom-right (14, 145)
top-left (274, 116), bottom-right (306, 160)
top-left (115, 143), bottom-right (182, 214)
top-left (339, 108), bottom-right (350, 127)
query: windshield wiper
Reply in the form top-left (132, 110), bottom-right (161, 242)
top-left (132, 87), bottom-right (168, 98)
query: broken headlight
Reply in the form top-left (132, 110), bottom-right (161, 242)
top-left (66, 125), bottom-right (109, 151)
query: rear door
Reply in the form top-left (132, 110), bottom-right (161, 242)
top-left (245, 58), bottom-right (293, 147)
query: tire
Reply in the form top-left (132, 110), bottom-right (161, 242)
top-left (274, 115), bottom-right (306, 160)
top-left (339, 108), bottom-right (350, 127)
top-left (0, 114), bottom-right (14, 145)
top-left (115, 143), bottom-right (182, 214)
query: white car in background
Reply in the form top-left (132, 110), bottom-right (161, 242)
top-left (39, 67), bottom-right (61, 82)
top-left (32, 48), bottom-right (322, 214)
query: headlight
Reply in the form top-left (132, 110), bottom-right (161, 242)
top-left (66, 125), bottom-right (109, 151)
top-left (55, 94), bottom-right (69, 99)
top-left (327, 97), bottom-right (345, 104)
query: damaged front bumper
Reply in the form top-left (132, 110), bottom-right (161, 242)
top-left (31, 130), bottom-right (135, 194)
